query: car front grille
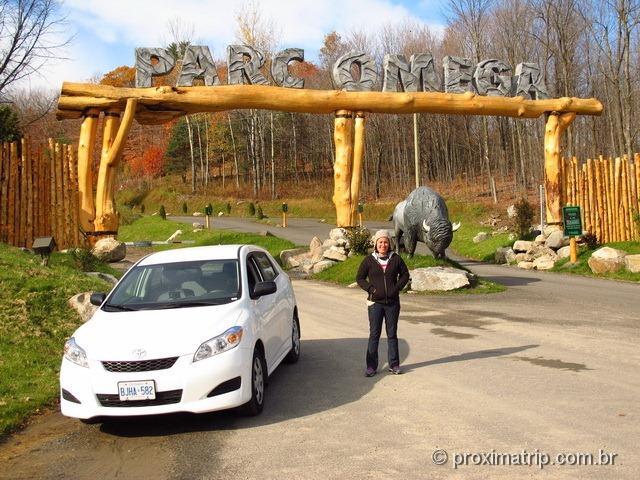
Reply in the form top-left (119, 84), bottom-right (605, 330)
top-left (96, 389), bottom-right (183, 407)
top-left (101, 357), bottom-right (178, 372)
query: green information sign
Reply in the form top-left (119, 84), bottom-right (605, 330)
top-left (562, 206), bottom-right (582, 236)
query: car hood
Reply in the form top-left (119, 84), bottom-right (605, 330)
top-left (73, 302), bottom-right (244, 360)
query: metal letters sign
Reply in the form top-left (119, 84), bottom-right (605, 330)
top-left (562, 206), bottom-right (582, 236)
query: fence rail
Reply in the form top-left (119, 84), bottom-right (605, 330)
top-left (0, 139), bottom-right (80, 250)
top-left (560, 155), bottom-right (639, 242)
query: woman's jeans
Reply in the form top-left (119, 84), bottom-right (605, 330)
top-left (366, 300), bottom-right (400, 370)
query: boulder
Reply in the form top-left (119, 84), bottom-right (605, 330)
top-left (507, 204), bottom-right (517, 218)
top-left (528, 245), bottom-right (557, 260)
top-left (92, 237), bottom-right (126, 263)
top-left (543, 224), bottom-right (562, 237)
top-left (534, 234), bottom-right (546, 244)
top-left (495, 247), bottom-right (516, 264)
top-left (68, 292), bottom-right (98, 322)
top-left (218, 212), bottom-right (225, 216)
top-left (409, 267), bottom-right (471, 292)
top-left (587, 247), bottom-right (627, 274)
top-left (322, 238), bottom-right (337, 248)
top-left (259, 230), bottom-right (274, 237)
top-left (329, 228), bottom-right (346, 241)
top-left (166, 230), bottom-right (183, 242)
top-left (280, 248), bottom-right (308, 269)
top-left (513, 240), bottom-right (533, 252)
top-left (323, 247), bottom-right (347, 262)
top-left (302, 262), bottom-right (316, 274)
top-left (192, 212), bottom-right (204, 217)
top-left (309, 236), bottom-right (323, 254)
top-left (624, 254), bottom-right (640, 273)
top-left (517, 261), bottom-right (535, 270)
top-left (556, 246), bottom-right (571, 259)
top-left (192, 222), bottom-right (201, 228)
top-left (313, 260), bottom-right (336, 274)
top-left (348, 282), bottom-right (359, 288)
top-left (85, 272), bottom-right (118, 286)
top-left (545, 230), bottom-right (568, 249)
top-left (533, 255), bottom-right (555, 270)
top-left (515, 252), bottom-right (533, 262)
top-left (473, 232), bottom-right (490, 243)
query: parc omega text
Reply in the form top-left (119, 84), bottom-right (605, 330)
top-left (135, 44), bottom-right (549, 100)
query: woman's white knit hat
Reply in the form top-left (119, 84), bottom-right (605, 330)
top-left (371, 229), bottom-right (394, 251)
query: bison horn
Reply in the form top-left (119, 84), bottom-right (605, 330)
top-left (452, 222), bottom-right (461, 232)
top-left (422, 220), bottom-right (431, 233)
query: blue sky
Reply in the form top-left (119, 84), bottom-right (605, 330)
top-left (20, 0), bottom-right (447, 92)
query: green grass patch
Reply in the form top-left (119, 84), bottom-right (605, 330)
top-left (552, 241), bottom-right (640, 282)
top-left (117, 216), bottom-right (297, 260)
top-left (312, 253), bottom-right (505, 294)
top-left (448, 200), bottom-right (513, 262)
top-left (0, 244), bottom-right (115, 436)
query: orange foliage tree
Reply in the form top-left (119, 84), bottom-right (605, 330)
top-left (130, 145), bottom-right (165, 178)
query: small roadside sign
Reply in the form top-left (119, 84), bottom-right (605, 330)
top-left (562, 206), bottom-right (582, 237)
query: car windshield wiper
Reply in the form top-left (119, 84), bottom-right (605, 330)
top-left (153, 300), bottom-right (230, 309)
top-left (103, 303), bottom-right (139, 312)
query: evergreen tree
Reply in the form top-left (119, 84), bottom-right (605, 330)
top-left (0, 105), bottom-right (21, 142)
top-left (165, 118), bottom-right (191, 181)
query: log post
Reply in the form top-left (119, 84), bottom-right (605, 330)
top-left (333, 110), bottom-right (353, 227)
top-left (94, 99), bottom-right (137, 235)
top-left (594, 158), bottom-right (603, 241)
top-left (77, 110), bottom-right (100, 235)
top-left (350, 112), bottom-right (365, 226)
top-left (8, 142), bottom-right (18, 246)
top-left (544, 112), bottom-right (575, 224)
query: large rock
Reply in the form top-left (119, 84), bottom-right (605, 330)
top-left (587, 247), bottom-right (627, 274)
top-left (329, 228), bottom-right (346, 241)
top-left (528, 245), bottom-right (557, 260)
top-left (92, 237), bottom-right (126, 262)
top-left (495, 247), bottom-right (516, 264)
top-left (533, 255), bottom-right (555, 270)
top-left (409, 267), bottom-right (471, 292)
top-left (515, 252), bottom-right (533, 263)
top-left (313, 260), bottom-right (336, 274)
top-left (473, 232), bottom-right (490, 243)
top-left (323, 247), bottom-right (347, 262)
top-left (543, 224), bottom-right (562, 237)
top-left (309, 236), bottom-right (323, 259)
top-left (280, 247), bottom-right (308, 269)
top-left (513, 240), bottom-right (533, 252)
top-left (624, 254), bottom-right (640, 273)
top-left (534, 234), bottom-right (546, 244)
top-left (322, 238), bottom-right (337, 248)
top-left (546, 230), bottom-right (568, 249)
top-left (517, 261), bottom-right (535, 270)
top-left (556, 246), bottom-right (571, 259)
top-left (68, 292), bottom-right (98, 322)
top-left (192, 212), bottom-right (204, 217)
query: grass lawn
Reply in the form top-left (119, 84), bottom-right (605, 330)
top-left (117, 216), bottom-right (297, 261)
top-left (552, 241), bottom-right (640, 282)
top-left (313, 253), bottom-right (505, 294)
top-left (0, 244), bottom-right (116, 436)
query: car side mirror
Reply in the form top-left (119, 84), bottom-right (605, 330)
top-left (252, 281), bottom-right (276, 298)
top-left (90, 292), bottom-right (107, 306)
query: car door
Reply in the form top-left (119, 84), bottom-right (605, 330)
top-left (246, 253), bottom-right (280, 370)
top-left (252, 252), bottom-right (290, 361)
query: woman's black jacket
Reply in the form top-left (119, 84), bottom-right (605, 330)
top-left (356, 252), bottom-right (410, 304)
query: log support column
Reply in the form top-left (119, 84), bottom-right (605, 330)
top-left (77, 109), bottom-right (100, 237)
top-left (544, 112), bottom-right (576, 224)
top-left (333, 110), bottom-right (354, 227)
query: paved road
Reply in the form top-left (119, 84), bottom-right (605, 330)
top-left (1, 216), bottom-right (638, 479)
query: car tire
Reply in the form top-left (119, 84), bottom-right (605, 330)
top-left (284, 316), bottom-right (301, 364)
top-left (241, 348), bottom-right (266, 416)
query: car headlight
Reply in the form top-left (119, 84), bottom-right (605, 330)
top-left (194, 326), bottom-right (243, 362)
top-left (64, 337), bottom-right (88, 368)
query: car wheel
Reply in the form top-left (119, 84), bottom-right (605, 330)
top-left (284, 316), bottom-right (301, 364)
top-left (241, 348), bottom-right (266, 416)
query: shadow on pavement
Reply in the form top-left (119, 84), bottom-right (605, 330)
top-left (98, 340), bottom-right (538, 437)
top-left (476, 275), bottom-right (541, 287)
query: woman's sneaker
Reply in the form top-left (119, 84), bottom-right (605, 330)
top-left (388, 366), bottom-right (402, 375)
top-left (365, 367), bottom-right (376, 377)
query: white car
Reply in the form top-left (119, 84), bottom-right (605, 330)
top-left (60, 245), bottom-right (300, 420)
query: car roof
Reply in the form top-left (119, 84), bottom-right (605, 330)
top-left (136, 245), bottom-right (262, 266)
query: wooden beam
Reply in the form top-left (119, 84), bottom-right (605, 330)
top-left (544, 112), bottom-right (576, 224)
top-left (77, 110), bottom-right (100, 233)
top-left (94, 99), bottom-right (138, 233)
top-left (350, 112), bottom-right (365, 226)
top-left (333, 110), bottom-right (353, 228)
top-left (57, 83), bottom-right (604, 124)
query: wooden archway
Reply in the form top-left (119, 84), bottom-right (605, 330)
top-left (56, 83), bottom-right (602, 236)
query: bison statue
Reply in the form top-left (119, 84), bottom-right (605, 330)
top-left (390, 186), bottom-right (461, 258)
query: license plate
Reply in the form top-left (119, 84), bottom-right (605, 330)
top-left (118, 380), bottom-right (156, 401)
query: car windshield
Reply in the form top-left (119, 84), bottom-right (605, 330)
top-left (104, 259), bottom-right (240, 311)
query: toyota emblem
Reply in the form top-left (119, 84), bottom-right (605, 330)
top-left (132, 348), bottom-right (147, 359)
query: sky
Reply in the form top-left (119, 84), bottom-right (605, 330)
top-left (18, 0), bottom-right (447, 92)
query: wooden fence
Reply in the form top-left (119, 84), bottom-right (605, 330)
top-left (560, 155), bottom-right (640, 242)
top-left (0, 139), bottom-right (81, 250)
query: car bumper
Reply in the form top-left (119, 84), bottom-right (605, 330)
top-left (60, 347), bottom-right (252, 419)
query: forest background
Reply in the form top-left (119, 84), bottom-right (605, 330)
top-left (2, 0), bottom-right (639, 216)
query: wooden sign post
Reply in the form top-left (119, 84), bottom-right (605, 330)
top-left (563, 206), bottom-right (582, 263)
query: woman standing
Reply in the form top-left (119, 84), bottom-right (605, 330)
top-left (356, 229), bottom-right (410, 377)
